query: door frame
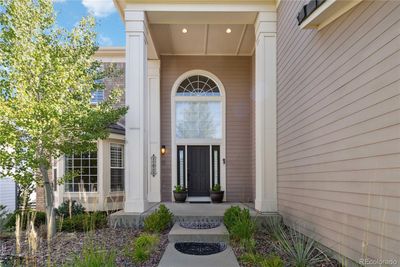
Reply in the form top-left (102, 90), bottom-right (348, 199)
top-left (171, 70), bottom-right (226, 201)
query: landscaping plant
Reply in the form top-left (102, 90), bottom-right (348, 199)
top-left (144, 204), bottom-right (173, 233)
top-left (211, 184), bottom-right (221, 192)
top-left (224, 206), bottom-right (255, 242)
top-left (273, 224), bottom-right (328, 267)
top-left (5, 210), bottom-right (46, 230)
top-left (0, 0), bottom-right (127, 239)
top-left (0, 205), bottom-right (9, 232)
top-left (56, 200), bottom-right (85, 218)
top-left (64, 242), bottom-right (117, 267)
top-left (130, 233), bottom-right (159, 264)
top-left (173, 185), bottom-right (186, 192)
top-left (223, 205), bottom-right (242, 231)
top-left (240, 253), bottom-right (284, 267)
top-left (59, 211), bottom-right (107, 232)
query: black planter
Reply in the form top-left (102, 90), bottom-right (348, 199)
top-left (173, 191), bottom-right (187, 203)
top-left (210, 191), bottom-right (224, 203)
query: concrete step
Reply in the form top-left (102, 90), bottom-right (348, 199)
top-left (158, 243), bottom-right (239, 267)
top-left (168, 223), bottom-right (229, 243)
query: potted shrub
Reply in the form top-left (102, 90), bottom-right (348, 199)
top-left (210, 184), bottom-right (224, 203)
top-left (173, 185), bottom-right (187, 203)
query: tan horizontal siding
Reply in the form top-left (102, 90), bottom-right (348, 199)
top-left (160, 56), bottom-right (253, 202)
top-left (277, 0), bottom-right (400, 264)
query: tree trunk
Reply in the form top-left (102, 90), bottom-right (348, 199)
top-left (39, 164), bottom-right (56, 240)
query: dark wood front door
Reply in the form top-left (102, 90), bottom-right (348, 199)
top-left (187, 146), bottom-right (210, 197)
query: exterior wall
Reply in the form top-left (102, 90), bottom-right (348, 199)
top-left (160, 56), bottom-right (253, 202)
top-left (277, 0), bottom-right (400, 264)
top-left (0, 178), bottom-right (17, 212)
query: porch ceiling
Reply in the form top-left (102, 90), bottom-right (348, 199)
top-left (148, 12), bottom-right (256, 56)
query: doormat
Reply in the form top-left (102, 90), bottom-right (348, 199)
top-left (174, 242), bottom-right (227, 256)
top-left (179, 221), bottom-right (221, 229)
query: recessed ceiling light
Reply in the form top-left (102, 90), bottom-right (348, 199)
top-left (182, 28), bottom-right (188, 34)
top-left (226, 28), bottom-right (232, 34)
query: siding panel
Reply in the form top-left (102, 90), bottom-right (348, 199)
top-left (277, 0), bottom-right (400, 264)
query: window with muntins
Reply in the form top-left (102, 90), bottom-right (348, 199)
top-left (176, 75), bottom-right (220, 96)
top-left (65, 151), bottom-right (97, 192)
top-left (175, 75), bottom-right (222, 140)
top-left (110, 144), bottom-right (124, 192)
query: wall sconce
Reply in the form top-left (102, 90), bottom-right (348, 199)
top-left (161, 145), bottom-right (166, 155)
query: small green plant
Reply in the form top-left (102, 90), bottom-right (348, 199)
top-left (230, 210), bottom-right (255, 242)
top-left (273, 224), bottom-right (327, 267)
top-left (224, 206), bottom-right (242, 231)
top-left (224, 206), bottom-right (255, 242)
top-left (265, 216), bottom-right (284, 241)
top-left (130, 233), bottom-right (159, 264)
top-left (64, 242), bottom-right (117, 267)
top-left (56, 200), bottom-right (86, 218)
top-left (211, 184), bottom-right (221, 192)
top-left (173, 185), bottom-right (187, 192)
top-left (144, 204), bottom-right (173, 233)
top-left (240, 253), bottom-right (284, 267)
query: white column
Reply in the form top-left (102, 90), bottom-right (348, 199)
top-left (124, 11), bottom-right (149, 213)
top-left (147, 60), bottom-right (161, 202)
top-left (255, 11), bottom-right (278, 213)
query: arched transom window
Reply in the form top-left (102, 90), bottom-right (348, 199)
top-left (176, 75), bottom-right (221, 96)
top-left (174, 74), bottom-right (224, 140)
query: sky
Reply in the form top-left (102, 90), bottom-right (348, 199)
top-left (54, 0), bottom-right (125, 47)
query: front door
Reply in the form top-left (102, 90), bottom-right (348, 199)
top-left (187, 146), bottom-right (210, 197)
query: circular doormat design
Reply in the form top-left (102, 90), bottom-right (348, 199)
top-left (179, 221), bottom-right (221, 229)
top-left (175, 242), bottom-right (227, 256)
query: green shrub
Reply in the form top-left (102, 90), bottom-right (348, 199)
top-left (130, 233), bottom-right (159, 264)
top-left (144, 204), bottom-right (173, 233)
top-left (223, 206), bottom-right (242, 231)
top-left (59, 212), bottom-right (107, 232)
top-left (5, 210), bottom-right (46, 230)
top-left (56, 200), bottom-right (85, 218)
top-left (64, 242), bottom-right (116, 267)
top-left (224, 206), bottom-right (255, 242)
top-left (240, 253), bottom-right (283, 267)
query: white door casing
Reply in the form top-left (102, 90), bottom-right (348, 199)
top-left (171, 70), bottom-right (226, 201)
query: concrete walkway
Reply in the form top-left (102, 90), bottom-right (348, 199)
top-left (158, 222), bottom-right (239, 267)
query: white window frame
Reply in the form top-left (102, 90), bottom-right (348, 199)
top-left (64, 151), bottom-right (98, 193)
top-left (171, 70), bottom-right (226, 200)
top-left (110, 143), bottom-right (124, 192)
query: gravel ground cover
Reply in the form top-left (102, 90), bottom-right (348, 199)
top-left (231, 230), bottom-right (341, 267)
top-left (0, 228), bottom-right (168, 267)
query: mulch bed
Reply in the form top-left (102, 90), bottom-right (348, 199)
top-left (231, 230), bottom-right (341, 267)
top-left (0, 228), bottom-right (169, 267)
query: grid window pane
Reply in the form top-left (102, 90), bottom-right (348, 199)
top-left (65, 151), bottom-right (97, 192)
top-left (110, 144), bottom-right (124, 192)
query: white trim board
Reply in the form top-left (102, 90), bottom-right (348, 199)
top-left (171, 70), bottom-right (227, 202)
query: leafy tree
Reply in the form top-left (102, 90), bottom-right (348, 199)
top-left (0, 0), bottom-right (127, 239)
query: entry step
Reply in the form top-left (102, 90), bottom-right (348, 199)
top-left (158, 243), bottom-right (239, 267)
top-left (168, 222), bottom-right (229, 243)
